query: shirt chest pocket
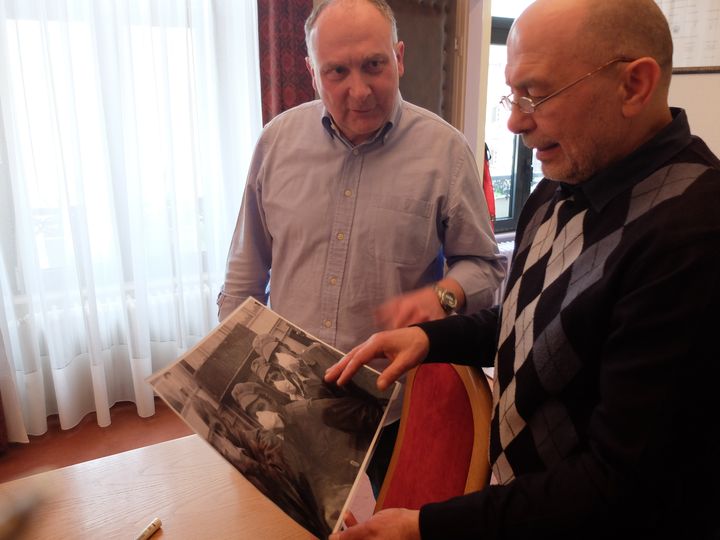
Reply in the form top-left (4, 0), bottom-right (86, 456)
top-left (366, 195), bottom-right (433, 265)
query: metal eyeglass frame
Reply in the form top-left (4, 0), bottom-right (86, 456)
top-left (500, 56), bottom-right (636, 114)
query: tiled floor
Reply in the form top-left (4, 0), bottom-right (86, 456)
top-left (0, 398), bottom-right (192, 483)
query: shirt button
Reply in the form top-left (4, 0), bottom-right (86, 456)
top-left (329, 276), bottom-right (338, 286)
top-left (323, 319), bottom-right (332, 328)
top-left (352, 149), bottom-right (359, 156)
top-left (344, 189), bottom-right (352, 197)
top-left (337, 232), bottom-right (345, 241)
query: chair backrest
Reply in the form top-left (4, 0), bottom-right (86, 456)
top-left (374, 362), bottom-right (493, 512)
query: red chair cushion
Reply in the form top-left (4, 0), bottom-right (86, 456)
top-left (380, 363), bottom-right (475, 509)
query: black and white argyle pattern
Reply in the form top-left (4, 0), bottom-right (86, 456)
top-left (488, 162), bottom-right (709, 484)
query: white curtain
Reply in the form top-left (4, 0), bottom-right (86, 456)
top-left (0, 0), bottom-right (261, 442)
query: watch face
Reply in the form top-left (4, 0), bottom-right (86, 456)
top-left (434, 284), bottom-right (457, 312)
top-left (443, 291), bottom-right (458, 309)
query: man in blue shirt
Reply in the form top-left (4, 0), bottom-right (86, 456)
top-left (218, 0), bottom-right (504, 354)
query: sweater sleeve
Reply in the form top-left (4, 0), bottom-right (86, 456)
top-left (416, 306), bottom-right (499, 368)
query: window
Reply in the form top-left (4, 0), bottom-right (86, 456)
top-left (0, 1), bottom-right (262, 439)
top-left (484, 3), bottom-right (542, 233)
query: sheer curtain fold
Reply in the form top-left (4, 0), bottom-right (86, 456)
top-left (0, 0), bottom-right (261, 442)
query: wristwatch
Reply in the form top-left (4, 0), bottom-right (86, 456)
top-left (433, 283), bottom-right (458, 314)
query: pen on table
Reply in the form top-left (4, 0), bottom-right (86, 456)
top-left (135, 517), bottom-right (162, 540)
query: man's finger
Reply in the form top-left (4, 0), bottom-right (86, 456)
top-left (343, 510), bottom-right (358, 527)
top-left (376, 352), bottom-right (414, 390)
top-left (324, 350), bottom-right (354, 382)
top-left (335, 338), bottom-right (385, 386)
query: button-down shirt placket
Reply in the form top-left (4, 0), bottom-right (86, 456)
top-left (318, 146), bottom-right (364, 344)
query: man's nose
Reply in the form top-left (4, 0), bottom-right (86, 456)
top-left (506, 105), bottom-right (535, 135)
top-left (347, 71), bottom-right (371, 100)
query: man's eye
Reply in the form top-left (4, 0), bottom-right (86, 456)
top-left (525, 88), bottom-right (550, 101)
top-left (325, 66), bottom-right (347, 80)
top-left (365, 60), bottom-right (384, 73)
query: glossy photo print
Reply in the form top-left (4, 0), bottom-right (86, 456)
top-left (148, 298), bottom-right (399, 539)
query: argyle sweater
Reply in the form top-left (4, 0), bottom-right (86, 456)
top-left (417, 109), bottom-right (720, 539)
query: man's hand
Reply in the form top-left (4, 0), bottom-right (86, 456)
top-left (329, 509), bottom-right (421, 540)
top-left (324, 327), bottom-right (430, 390)
top-left (375, 287), bottom-right (446, 330)
top-left (375, 278), bottom-right (465, 330)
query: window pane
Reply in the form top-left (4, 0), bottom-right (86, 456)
top-left (490, 0), bottom-right (535, 18)
top-left (484, 44), bottom-right (514, 220)
top-left (484, 41), bottom-right (544, 227)
top-left (531, 154), bottom-right (543, 190)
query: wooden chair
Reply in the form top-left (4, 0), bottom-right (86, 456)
top-left (374, 363), bottom-right (493, 511)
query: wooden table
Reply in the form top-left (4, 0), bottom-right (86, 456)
top-left (0, 435), bottom-right (316, 539)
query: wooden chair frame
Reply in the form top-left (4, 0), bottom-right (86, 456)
top-left (374, 363), bottom-right (493, 511)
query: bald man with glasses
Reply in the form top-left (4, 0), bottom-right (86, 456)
top-left (325, 0), bottom-right (720, 539)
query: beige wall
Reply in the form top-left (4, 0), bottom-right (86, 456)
top-left (668, 73), bottom-right (720, 154)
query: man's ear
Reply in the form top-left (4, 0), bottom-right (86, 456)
top-left (620, 57), bottom-right (662, 117)
top-left (395, 41), bottom-right (405, 78)
top-left (305, 56), bottom-right (318, 92)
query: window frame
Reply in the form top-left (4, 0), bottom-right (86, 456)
top-left (489, 16), bottom-right (535, 234)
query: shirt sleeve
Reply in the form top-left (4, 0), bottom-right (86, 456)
top-left (442, 143), bottom-right (506, 313)
top-left (217, 140), bottom-right (273, 321)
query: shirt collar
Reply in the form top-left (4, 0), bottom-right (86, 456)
top-left (559, 108), bottom-right (692, 212)
top-left (320, 93), bottom-right (402, 148)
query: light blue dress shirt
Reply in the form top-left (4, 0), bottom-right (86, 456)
top-left (219, 96), bottom-right (505, 355)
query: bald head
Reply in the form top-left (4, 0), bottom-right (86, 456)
top-left (515, 0), bottom-right (673, 90)
top-left (582, 0), bottom-right (673, 87)
top-left (504, 0), bottom-right (674, 183)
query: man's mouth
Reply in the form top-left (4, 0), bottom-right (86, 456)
top-left (534, 142), bottom-right (560, 159)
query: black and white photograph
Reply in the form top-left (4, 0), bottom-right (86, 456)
top-left (148, 297), bottom-right (399, 539)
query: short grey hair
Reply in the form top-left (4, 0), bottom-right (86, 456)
top-left (304, 0), bottom-right (398, 59)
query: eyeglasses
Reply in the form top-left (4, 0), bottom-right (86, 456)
top-left (500, 57), bottom-right (636, 114)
